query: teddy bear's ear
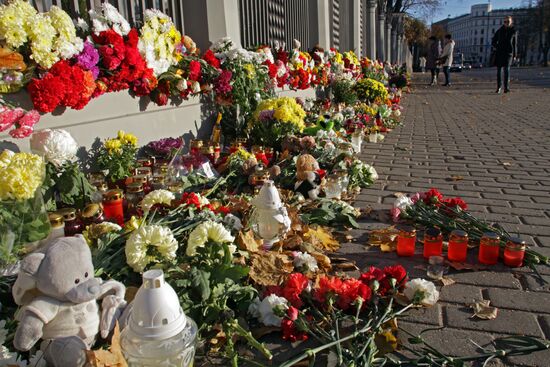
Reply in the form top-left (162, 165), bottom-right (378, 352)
top-left (20, 252), bottom-right (45, 276)
top-left (12, 253), bottom-right (45, 306)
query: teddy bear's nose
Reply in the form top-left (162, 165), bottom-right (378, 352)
top-left (88, 285), bottom-right (100, 295)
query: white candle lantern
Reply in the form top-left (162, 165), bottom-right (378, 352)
top-left (120, 269), bottom-right (198, 367)
top-left (250, 180), bottom-right (291, 250)
top-left (324, 174), bottom-right (343, 200)
top-left (350, 130), bottom-right (363, 153)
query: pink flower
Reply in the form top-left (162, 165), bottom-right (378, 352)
top-left (0, 108), bottom-right (25, 130)
top-left (17, 110), bottom-right (41, 127)
top-left (9, 125), bottom-right (34, 138)
top-left (390, 207), bottom-right (401, 222)
top-left (411, 193), bottom-right (421, 204)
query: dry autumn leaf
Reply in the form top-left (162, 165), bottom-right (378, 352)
top-left (249, 252), bottom-right (294, 286)
top-left (237, 230), bottom-right (262, 253)
top-left (446, 175), bottom-right (464, 181)
top-left (438, 277), bottom-right (456, 286)
top-left (446, 261), bottom-right (487, 271)
top-left (86, 322), bottom-right (127, 367)
top-left (368, 226), bottom-right (399, 253)
top-left (302, 226), bottom-right (340, 252)
top-left (470, 300), bottom-right (498, 320)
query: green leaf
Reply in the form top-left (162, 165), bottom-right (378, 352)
top-left (190, 268), bottom-right (211, 302)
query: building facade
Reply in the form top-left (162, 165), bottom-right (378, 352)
top-left (436, 3), bottom-right (537, 65)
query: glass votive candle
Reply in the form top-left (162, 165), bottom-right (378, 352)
top-left (103, 189), bottom-right (124, 226)
top-left (190, 139), bottom-right (204, 155)
top-left (397, 225), bottom-right (416, 257)
top-left (447, 229), bottom-right (469, 262)
top-left (503, 237), bottom-right (526, 267)
top-left (427, 255), bottom-right (446, 279)
top-left (423, 227), bottom-right (443, 259)
top-left (478, 232), bottom-right (500, 265)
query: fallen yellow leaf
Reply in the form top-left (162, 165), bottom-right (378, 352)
top-left (86, 322), bottom-right (127, 367)
top-left (303, 226), bottom-right (340, 252)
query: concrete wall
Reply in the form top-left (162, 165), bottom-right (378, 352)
top-left (0, 88), bottom-right (316, 153)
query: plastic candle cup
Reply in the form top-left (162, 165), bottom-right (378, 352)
top-left (478, 232), bottom-right (500, 265)
top-left (397, 225), bottom-right (416, 257)
top-left (503, 237), bottom-right (526, 267)
top-left (447, 229), bottom-right (469, 262)
top-left (423, 227), bottom-right (443, 259)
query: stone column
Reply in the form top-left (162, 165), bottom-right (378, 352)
top-left (316, 0), bottom-right (331, 50)
top-left (206, 0), bottom-right (242, 48)
top-left (352, 0), bottom-right (362, 56)
top-left (377, 12), bottom-right (386, 61)
top-left (366, 0), bottom-right (377, 59)
top-left (386, 21), bottom-right (392, 63)
top-left (391, 27), bottom-right (397, 63)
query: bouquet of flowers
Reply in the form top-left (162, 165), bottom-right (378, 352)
top-left (249, 97), bottom-right (306, 149)
top-left (0, 104), bottom-right (41, 138)
top-left (0, 1), bottom-right (83, 69)
top-left (288, 50), bottom-right (313, 90)
top-left (145, 136), bottom-right (183, 159)
top-left (0, 150), bottom-right (50, 268)
top-left (138, 9), bottom-right (182, 76)
top-left (361, 57), bottom-right (387, 83)
top-left (355, 77), bottom-right (389, 103)
top-left (95, 130), bottom-right (138, 183)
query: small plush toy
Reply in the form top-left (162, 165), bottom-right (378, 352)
top-left (302, 116), bottom-right (335, 136)
top-left (12, 235), bottom-right (126, 367)
top-left (294, 154), bottom-right (323, 200)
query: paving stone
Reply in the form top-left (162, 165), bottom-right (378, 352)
top-left (400, 304), bottom-right (443, 326)
top-left (447, 271), bottom-right (522, 289)
top-left (444, 305), bottom-right (543, 337)
top-left (485, 288), bottom-right (550, 314)
top-left (439, 283), bottom-right (484, 305)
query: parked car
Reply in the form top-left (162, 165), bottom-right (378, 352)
top-left (472, 62), bottom-right (483, 68)
top-left (450, 64), bottom-right (463, 72)
top-left (463, 63), bottom-right (472, 70)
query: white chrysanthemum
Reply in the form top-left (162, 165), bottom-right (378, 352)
top-left (30, 129), bottom-right (78, 167)
top-left (74, 17), bottom-right (88, 32)
top-left (210, 36), bottom-right (233, 52)
top-left (89, 3), bottom-right (130, 36)
top-left (257, 294), bottom-right (288, 327)
top-left (0, 345), bottom-right (25, 367)
top-left (393, 195), bottom-right (413, 211)
top-left (186, 220), bottom-right (235, 256)
top-left (332, 112), bottom-right (344, 123)
top-left (404, 279), bottom-right (439, 306)
top-left (293, 251), bottom-right (319, 272)
top-left (141, 189), bottom-right (175, 212)
top-left (125, 225), bottom-right (178, 273)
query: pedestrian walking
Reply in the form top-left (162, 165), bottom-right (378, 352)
top-left (491, 15), bottom-right (517, 93)
top-left (426, 36), bottom-right (441, 86)
top-left (419, 56), bottom-right (427, 73)
top-left (439, 34), bottom-right (455, 87)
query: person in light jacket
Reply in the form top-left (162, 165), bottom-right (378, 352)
top-left (491, 16), bottom-right (517, 93)
top-left (439, 34), bottom-right (455, 87)
top-left (426, 36), bottom-right (441, 86)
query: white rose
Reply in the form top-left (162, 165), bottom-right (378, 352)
top-left (30, 129), bottom-right (78, 167)
top-left (258, 294), bottom-right (288, 326)
top-left (404, 279), bottom-right (439, 306)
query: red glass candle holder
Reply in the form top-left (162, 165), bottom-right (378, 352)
top-left (423, 227), bottom-right (443, 259)
top-left (503, 237), bottom-right (526, 267)
top-left (57, 207), bottom-right (82, 236)
top-left (447, 229), bottom-right (469, 262)
top-left (478, 232), bottom-right (500, 265)
top-left (397, 225), bottom-right (416, 257)
top-left (103, 189), bottom-right (124, 226)
top-left (190, 139), bottom-right (203, 155)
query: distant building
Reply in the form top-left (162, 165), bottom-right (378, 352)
top-left (434, 3), bottom-right (538, 65)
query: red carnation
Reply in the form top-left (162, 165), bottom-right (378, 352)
top-left (423, 188), bottom-right (444, 205)
top-left (281, 318), bottom-right (308, 342)
top-left (337, 278), bottom-right (371, 310)
top-left (443, 197), bottom-right (468, 211)
top-left (314, 276), bottom-right (343, 304)
top-left (282, 273), bottom-right (309, 308)
top-left (188, 60), bottom-right (202, 81)
top-left (359, 266), bottom-right (385, 284)
top-left (383, 265), bottom-right (408, 290)
top-left (203, 49), bottom-right (220, 69)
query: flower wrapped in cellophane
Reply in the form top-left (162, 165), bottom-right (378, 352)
top-left (249, 97), bottom-right (306, 149)
top-left (138, 9), bottom-right (182, 76)
top-left (0, 150), bottom-right (50, 270)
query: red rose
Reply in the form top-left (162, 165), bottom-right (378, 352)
top-left (282, 273), bottom-right (309, 308)
top-left (203, 49), bottom-right (220, 69)
top-left (188, 60), bottom-right (202, 81)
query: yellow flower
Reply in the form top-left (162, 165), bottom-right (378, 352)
top-left (125, 224), bottom-right (178, 273)
top-left (186, 220), bottom-right (235, 256)
top-left (229, 148), bottom-right (253, 163)
top-left (104, 138), bottom-right (122, 154)
top-left (83, 222), bottom-right (122, 246)
top-left (0, 150), bottom-right (45, 201)
top-left (243, 63), bottom-right (256, 78)
top-left (117, 130), bottom-right (138, 147)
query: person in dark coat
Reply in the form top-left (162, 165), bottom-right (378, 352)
top-left (426, 36), bottom-right (442, 86)
top-left (491, 16), bottom-right (517, 93)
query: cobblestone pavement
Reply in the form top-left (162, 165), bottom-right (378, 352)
top-left (345, 67), bottom-right (550, 366)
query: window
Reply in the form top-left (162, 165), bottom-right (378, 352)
top-left (480, 47), bottom-right (483, 52)
top-left (480, 37), bottom-right (484, 44)
top-left (475, 30), bottom-right (478, 35)
top-left (493, 19), bottom-right (496, 25)
top-left (481, 29), bottom-right (484, 34)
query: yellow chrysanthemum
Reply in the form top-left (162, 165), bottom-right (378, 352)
top-left (104, 138), bottom-right (122, 154)
top-left (117, 130), bottom-right (138, 146)
top-left (125, 224), bottom-right (178, 273)
top-left (0, 150), bottom-right (45, 201)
